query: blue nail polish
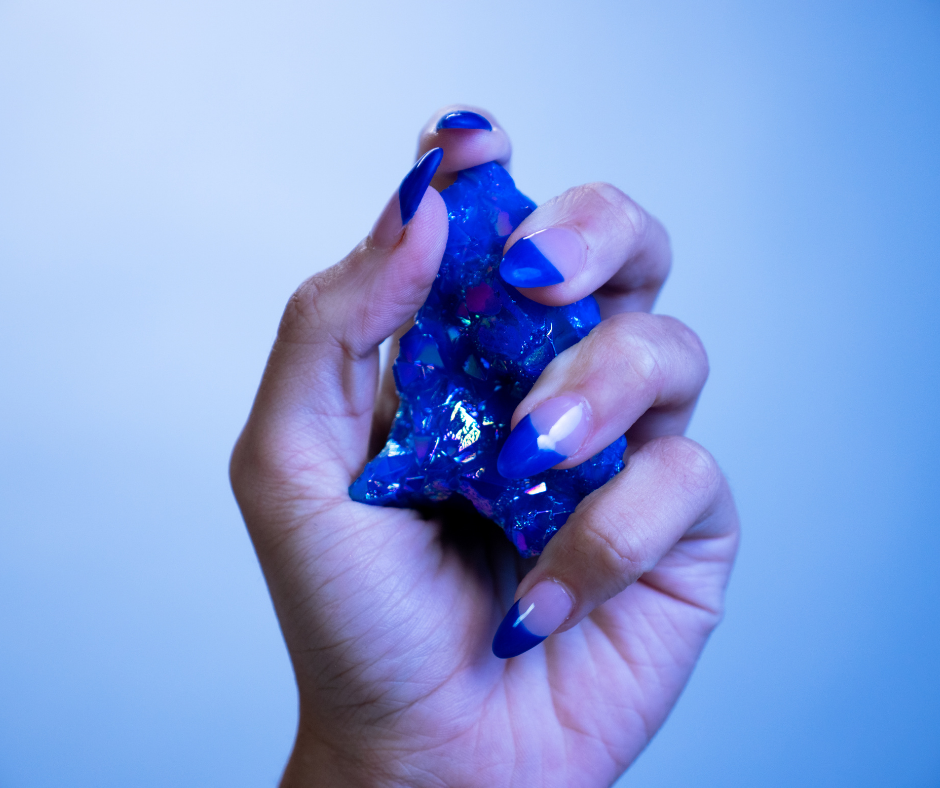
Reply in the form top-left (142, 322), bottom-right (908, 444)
top-left (496, 414), bottom-right (565, 480)
top-left (492, 600), bottom-right (546, 659)
top-left (499, 238), bottom-right (565, 287)
top-left (436, 111), bottom-right (493, 131)
top-left (399, 147), bottom-right (444, 226)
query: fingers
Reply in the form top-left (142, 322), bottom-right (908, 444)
top-left (492, 436), bottom-right (738, 659)
top-left (416, 105), bottom-right (512, 190)
top-left (496, 312), bottom-right (708, 480)
top-left (363, 106), bottom-right (512, 448)
top-left (231, 150), bottom-right (448, 515)
top-left (498, 182), bottom-right (671, 315)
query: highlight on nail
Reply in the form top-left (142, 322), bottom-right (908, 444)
top-left (436, 111), bottom-right (493, 131)
top-left (492, 580), bottom-right (574, 659)
top-left (497, 395), bottom-right (592, 480)
top-left (399, 147), bottom-right (444, 226)
top-left (500, 227), bottom-right (583, 288)
top-left (500, 237), bottom-right (564, 287)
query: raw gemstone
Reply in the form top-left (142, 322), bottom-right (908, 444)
top-left (349, 162), bottom-right (626, 556)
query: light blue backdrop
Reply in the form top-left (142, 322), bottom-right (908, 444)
top-left (1, 1), bottom-right (938, 785)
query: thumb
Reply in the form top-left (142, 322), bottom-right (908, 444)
top-left (232, 149), bottom-right (448, 517)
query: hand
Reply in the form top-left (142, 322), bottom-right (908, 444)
top-left (230, 106), bottom-right (739, 788)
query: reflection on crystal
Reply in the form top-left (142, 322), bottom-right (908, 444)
top-left (348, 162), bottom-right (626, 557)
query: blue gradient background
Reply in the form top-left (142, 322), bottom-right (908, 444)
top-left (1, 1), bottom-right (938, 785)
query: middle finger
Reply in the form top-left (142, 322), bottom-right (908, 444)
top-left (498, 182), bottom-right (672, 316)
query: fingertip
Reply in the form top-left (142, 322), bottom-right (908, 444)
top-left (352, 190), bottom-right (447, 356)
top-left (499, 227), bottom-right (586, 304)
top-left (436, 110), bottom-right (493, 131)
top-left (386, 183), bottom-right (448, 285)
top-left (399, 147), bottom-right (444, 226)
top-left (371, 150), bottom-right (447, 249)
top-left (497, 412), bottom-right (568, 480)
top-left (499, 237), bottom-right (565, 288)
top-left (398, 184), bottom-right (448, 260)
top-left (418, 105), bottom-right (513, 176)
top-left (492, 579), bottom-right (575, 658)
top-left (492, 600), bottom-right (546, 659)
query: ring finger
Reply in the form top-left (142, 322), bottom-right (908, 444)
top-left (497, 311), bottom-right (708, 479)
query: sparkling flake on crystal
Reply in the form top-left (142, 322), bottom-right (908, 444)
top-left (348, 162), bottom-right (626, 557)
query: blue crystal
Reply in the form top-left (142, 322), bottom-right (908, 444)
top-left (349, 162), bottom-right (626, 557)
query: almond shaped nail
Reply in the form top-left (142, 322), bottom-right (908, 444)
top-left (496, 395), bottom-right (592, 479)
top-left (492, 580), bottom-right (574, 659)
top-left (399, 147), bottom-right (443, 226)
top-left (500, 227), bottom-right (583, 287)
top-left (436, 111), bottom-right (493, 131)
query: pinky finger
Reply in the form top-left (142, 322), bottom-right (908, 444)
top-left (492, 436), bottom-right (739, 658)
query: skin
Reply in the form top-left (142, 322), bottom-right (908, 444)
top-left (230, 105), bottom-right (740, 788)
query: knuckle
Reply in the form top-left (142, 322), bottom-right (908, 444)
top-left (281, 275), bottom-right (327, 342)
top-left (579, 507), bottom-right (647, 587)
top-left (583, 510), bottom-right (644, 587)
top-left (659, 315), bottom-right (711, 386)
top-left (654, 436), bottom-right (722, 498)
top-left (228, 434), bottom-right (249, 497)
top-left (583, 182), bottom-right (649, 240)
top-left (228, 427), bottom-right (269, 514)
top-left (589, 313), bottom-right (662, 387)
top-left (588, 313), bottom-right (711, 397)
top-left (229, 416), bottom-right (329, 522)
top-left (279, 266), bottom-right (355, 355)
top-left (229, 422), bottom-right (286, 500)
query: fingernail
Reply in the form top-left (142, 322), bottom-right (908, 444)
top-left (499, 228), bottom-right (583, 288)
top-left (436, 111), bottom-right (493, 131)
top-left (399, 147), bottom-right (444, 226)
top-left (492, 580), bottom-right (574, 659)
top-left (497, 395), bottom-right (592, 480)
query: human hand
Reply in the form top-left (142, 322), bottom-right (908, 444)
top-left (230, 106), bottom-right (739, 788)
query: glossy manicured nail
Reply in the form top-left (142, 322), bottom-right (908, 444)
top-left (492, 580), bottom-right (574, 659)
top-left (499, 228), bottom-right (583, 287)
top-left (399, 147), bottom-right (444, 226)
top-left (436, 111), bottom-right (493, 131)
top-left (497, 395), bottom-right (592, 480)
